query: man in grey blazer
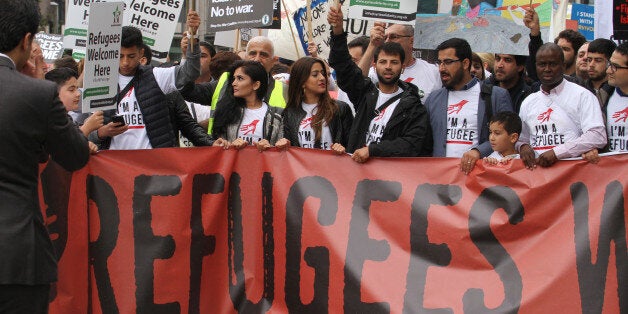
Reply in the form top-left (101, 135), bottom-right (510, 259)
top-left (0, 0), bottom-right (90, 312)
top-left (424, 38), bottom-right (514, 174)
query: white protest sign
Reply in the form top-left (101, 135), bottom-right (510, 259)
top-left (64, 0), bottom-right (184, 63)
top-left (125, 0), bottom-right (184, 62)
top-left (35, 33), bottom-right (64, 63)
top-left (347, 0), bottom-right (417, 25)
top-left (82, 2), bottom-right (123, 113)
top-left (208, 0), bottom-right (274, 32)
top-left (287, 0), bottom-right (372, 61)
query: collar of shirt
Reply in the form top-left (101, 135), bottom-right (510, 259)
top-left (616, 87), bottom-right (628, 97)
top-left (541, 79), bottom-right (566, 96)
top-left (449, 77), bottom-right (479, 91)
top-left (0, 52), bottom-right (16, 69)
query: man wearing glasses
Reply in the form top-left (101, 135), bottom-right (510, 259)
top-left (584, 38), bottom-right (617, 108)
top-left (583, 41), bottom-right (628, 163)
top-left (358, 22), bottom-right (441, 101)
top-left (423, 38), bottom-right (513, 174)
top-left (518, 43), bottom-right (606, 168)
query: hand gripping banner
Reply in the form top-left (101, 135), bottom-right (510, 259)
top-left (39, 147), bottom-right (627, 313)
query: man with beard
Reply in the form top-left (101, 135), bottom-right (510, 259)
top-left (327, 5), bottom-right (432, 162)
top-left (518, 43), bottom-right (606, 168)
top-left (423, 38), bottom-right (513, 174)
top-left (359, 22), bottom-right (441, 102)
top-left (585, 38), bottom-right (616, 108)
top-left (487, 53), bottom-right (531, 113)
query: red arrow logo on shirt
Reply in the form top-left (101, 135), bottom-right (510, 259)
top-left (447, 100), bottom-right (468, 115)
top-left (612, 107), bottom-right (628, 122)
top-left (240, 120), bottom-right (259, 135)
top-left (537, 108), bottom-right (553, 123)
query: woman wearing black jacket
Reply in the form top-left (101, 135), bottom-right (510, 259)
top-left (279, 57), bottom-right (353, 153)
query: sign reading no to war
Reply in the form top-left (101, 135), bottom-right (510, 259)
top-left (41, 147), bottom-right (627, 313)
top-left (82, 2), bottom-right (122, 112)
top-left (64, 0), bottom-right (184, 63)
top-left (208, 0), bottom-right (274, 32)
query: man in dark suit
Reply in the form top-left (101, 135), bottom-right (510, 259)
top-left (0, 1), bottom-right (90, 312)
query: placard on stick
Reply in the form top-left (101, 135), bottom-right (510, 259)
top-left (82, 2), bottom-right (123, 113)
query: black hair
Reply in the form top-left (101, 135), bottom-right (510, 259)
top-left (347, 36), bottom-right (370, 55)
top-left (490, 111), bottom-right (522, 135)
top-left (537, 43), bottom-right (565, 63)
top-left (554, 29), bottom-right (587, 53)
top-left (212, 61), bottom-right (268, 137)
top-left (199, 41), bottom-right (216, 58)
top-left (587, 38), bottom-right (617, 60)
top-left (53, 56), bottom-right (79, 73)
top-left (121, 26), bottom-right (144, 49)
top-left (374, 42), bottom-right (405, 64)
top-left (45, 67), bottom-right (79, 87)
top-left (0, 0), bottom-right (40, 53)
top-left (142, 43), bottom-right (152, 64)
top-left (437, 38), bottom-right (472, 71)
top-left (616, 41), bottom-right (628, 57)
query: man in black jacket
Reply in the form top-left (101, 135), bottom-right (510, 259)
top-left (90, 12), bottom-right (215, 149)
top-left (327, 5), bottom-right (432, 163)
top-left (0, 0), bottom-right (90, 312)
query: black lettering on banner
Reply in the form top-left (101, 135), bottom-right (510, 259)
top-left (404, 184), bottom-right (461, 314)
top-left (40, 162), bottom-right (71, 301)
top-left (463, 186), bottom-right (524, 313)
top-left (87, 175), bottom-right (120, 314)
top-left (133, 175), bottom-right (181, 314)
top-left (344, 180), bottom-right (401, 313)
top-left (189, 174), bottom-right (224, 314)
top-left (571, 181), bottom-right (627, 313)
top-left (228, 172), bottom-right (275, 313)
top-left (285, 176), bottom-right (338, 313)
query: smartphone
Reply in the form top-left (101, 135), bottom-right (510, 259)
top-left (111, 115), bottom-right (126, 126)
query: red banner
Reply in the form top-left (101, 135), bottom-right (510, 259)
top-left (40, 147), bottom-right (627, 313)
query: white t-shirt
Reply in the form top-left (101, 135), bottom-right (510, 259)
top-left (445, 84), bottom-right (480, 157)
top-left (298, 102), bottom-right (334, 150)
top-left (366, 88), bottom-right (402, 146)
top-left (238, 103), bottom-right (268, 144)
top-left (519, 80), bottom-right (606, 157)
top-left (488, 151), bottom-right (520, 160)
top-left (109, 67), bottom-right (178, 150)
top-left (180, 101), bottom-right (212, 147)
top-left (606, 89), bottom-right (628, 152)
top-left (369, 57), bottom-right (441, 101)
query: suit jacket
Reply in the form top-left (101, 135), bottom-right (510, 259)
top-left (0, 55), bottom-right (89, 284)
top-left (424, 78), bottom-right (513, 157)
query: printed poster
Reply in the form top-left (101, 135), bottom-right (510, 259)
top-left (35, 32), bottom-right (64, 64)
top-left (348, 0), bottom-right (418, 25)
top-left (63, 0), bottom-right (184, 62)
top-left (207, 0), bottom-right (274, 32)
top-left (82, 2), bottom-right (122, 112)
top-left (571, 3), bottom-right (594, 41)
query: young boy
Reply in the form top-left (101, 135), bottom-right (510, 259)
top-left (484, 111), bottom-right (521, 164)
top-left (45, 67), bottom-right (102, 152)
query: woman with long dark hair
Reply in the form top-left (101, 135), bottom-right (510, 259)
top-left (280, 57), bottom-right (352, 153)
top-left (212, 60), bottom-right (283, 150)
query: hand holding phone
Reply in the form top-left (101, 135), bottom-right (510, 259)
top-left (111, 115), bottom-right (126, 126)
